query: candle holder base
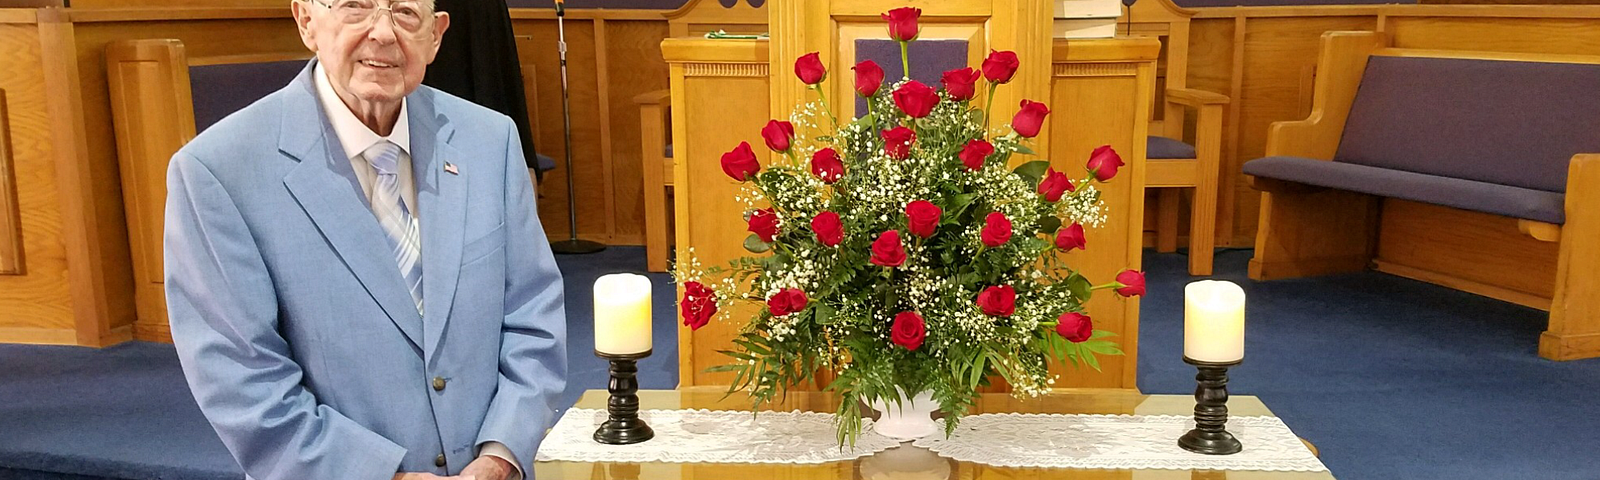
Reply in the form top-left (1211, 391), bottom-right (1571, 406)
top-left (594, 350), bottom-right (654, 445)
top-left (1178, 356), bottom-right (1243, 456)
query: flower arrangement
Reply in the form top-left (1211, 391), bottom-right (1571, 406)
top-left (674, 6), bottom-right (1145, 445)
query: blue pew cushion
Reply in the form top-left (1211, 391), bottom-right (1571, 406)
top-left (189, 60), bottom-right (308, 133)
top-left (1148, 136), bottom-right (1197, 160)
top-left (1335, 56), bottom-right (1600, 193)
top-left (853, 39), bottom-right (969, 118)
top-left (1244, 156), bottom-right (1565, 224)
top-left (534, 153), bottom-right (557, 173)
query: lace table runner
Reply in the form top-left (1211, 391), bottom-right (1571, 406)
top-left (536, 408), bottom-right (1327, 472)
top-left (913, 413), bottom-right (1328, 472)
top-left (534, 408), bottom-right (903, 464)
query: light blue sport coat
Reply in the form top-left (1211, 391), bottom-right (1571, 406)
top-left (164, 61), bottom-right (567, 480)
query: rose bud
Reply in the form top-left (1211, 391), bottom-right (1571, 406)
top-left (942, 67), bottom-right (981, 102)
top-left (1115, 269), bottom-right (1146, 297)
top-left (854, 60), bottom-right (885, 97)
top-left (1056, 312), bottom-right (1093, 343)
top-left (1013, 100), bottom-right (1050, 138)
top-left (959, 139), bottom-right (994, 171)
top-left (812, 211), bottom-right (844, 247)
top-left (720, 141), bottom-right (760, 181)
top-left (761, 120), bottom-right (796, 153)
top-left (980, 212), bottom-right (1012, 247)
top-left (905, 200), bottom-right (942, 238)
top-left (795, 52), bottom-right (827, 85)
top-left (870, 230), bottom-right (908, 267)
top-left (811, 147), bottom-right (844, 183)
top-left (1055, 223), bottom-right (1086, 251)
top-left (893, 80), bottom-right (940, 118)
top-left (982, 50), bottom-right (1020, 84)
top-left (1087, 145), bottom-right (1125, 182)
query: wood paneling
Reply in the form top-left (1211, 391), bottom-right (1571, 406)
top-left (0, 21), bottom-right (76, 343)
top-left (603, 20), bottom-right (670, 246)
top-left (663, 37), bottom-right (769, 387)
top-left (0, 89), bottom-right (24, 275)
top-left (1048, 38), bottom-right (1161, 390)
top-left (1374, 199), bottom-right (1558, 307)
top-left (1544, 155), bottom-right (1600, 360)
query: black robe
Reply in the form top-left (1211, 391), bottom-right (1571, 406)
top-left (424, 0), bottom-right (544, 174)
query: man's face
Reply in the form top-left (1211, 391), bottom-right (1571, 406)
top-left (293, 0), bottom-right (450, 105)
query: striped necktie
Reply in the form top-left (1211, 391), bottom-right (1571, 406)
top-left (364, 141), bottom-right (424, 315)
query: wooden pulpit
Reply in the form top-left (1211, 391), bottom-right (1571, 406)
top-left (666, 0), bottom-right (1157, 391)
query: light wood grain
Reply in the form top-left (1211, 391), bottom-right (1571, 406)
top-left (0, 23), bottom-right (76, 343)
top-left (663, 38), bottom-right (770, 387)
top-left (105, 38), bottom-right (194, 343)
top-left (1543, 154), bottom-right (1600, 360)
top-left (637, 89), bottom-right (671, 273)
top-left (1374, 199), bottom-right (1558, 306)
top-left (1050, 37), bottom-right (1160, 390)
top-left (0, 9), bottom-right (36, 24)
top-left (1520, 219), bottom-right (1562, 242)
top-left (604, 20), bottom-right (670, 249)
top-left (39, 12), bottom-right (139, 347)
top-left (0, 89), bottom-right (23, 275)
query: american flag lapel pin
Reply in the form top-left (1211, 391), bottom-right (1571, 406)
top-left (444, 162), bottom-right (459, 175)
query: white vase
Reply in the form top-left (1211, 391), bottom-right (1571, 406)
top-left (868, 389), bottom-right (938, 441)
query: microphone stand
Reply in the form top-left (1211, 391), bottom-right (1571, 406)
top-left (549, 0), bottom-right (607, 255)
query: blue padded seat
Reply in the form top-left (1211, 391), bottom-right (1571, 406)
top-left (1244, 156), bottom-right (1565, 224)
top-left (1148, 136), bottom-right (1197, 160)
top-left (1246, 55), bottom-right (1600, 224)
top-left (189, 60), bottom-right (307, 133)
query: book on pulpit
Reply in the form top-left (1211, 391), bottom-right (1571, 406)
top-left (1053, 0), bottom-right (1120, 39)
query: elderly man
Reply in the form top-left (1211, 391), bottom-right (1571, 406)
top-left (163, 1), bottom-right (565, 479)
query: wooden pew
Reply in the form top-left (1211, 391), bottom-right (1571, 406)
top-left (1243, 31), bottom-right (1600, 361)
top-left (106, 38), bottom-right (307, 342)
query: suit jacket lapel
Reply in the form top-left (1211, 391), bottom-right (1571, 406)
top-left (410, 90), bottom-right (467, 363)
top-left (278, 61), bottom-right (426, 352)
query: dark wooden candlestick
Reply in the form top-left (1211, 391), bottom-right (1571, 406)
top-left (1178, 356), bottom-right (1243, 455)
top-left (593, 349), bottom-right (654, 445)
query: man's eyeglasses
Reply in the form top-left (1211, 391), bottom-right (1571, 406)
top-left (305, 0), bottom-right (433, 34)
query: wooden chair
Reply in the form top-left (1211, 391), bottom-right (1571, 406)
top-left (106, 39), bottom-right (309, 341)
top-left (1122, 0), bottom-right (1228, 276)
top-left (640, 0), bottom-right (767, 272)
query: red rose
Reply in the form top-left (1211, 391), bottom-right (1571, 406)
top-left (891, 311), bottom-right (927, 351)
top-left (882, 7), bottom-right (921, 42)
top-left (1037, 167), bottom-right (1073, 202)
top-left (1056, 312), bottom-right (1092, 343)
top-left (720, 142), bottom-right (760, 182)
top-left (982, 50), bottom-right (1020, 84)
top-left (748, 208), bottom-right (780, 242)
top-left (680, 281), bottom-right (718, 331)
top-left (980, 212), bottom-right (1012, 247)
top-left (870, 230), bottom-right (907, 267)
top-left (893, 80), bottom-right (939, 118)
top-left (905, 200), bottom-right (942, 238)
top-left (1087, 145), bottom-right (1125, 182)
top-left (795, 52), bottom-right (827, 85)
top-left (811, 147), bottom-right (844, 183)
top-left (761, 120), bottom-right (795, 153)
top-left (1115, 270), bottom-right (1146, 297)
top-left (959, 139), bottom-right (994, 171)
top-left (883, 126), bottom-right (916, 160)
top-left (854, 60), bottom-right (885, 97)
top-left (976, 285), bottom-right (1016, 317)
top-left (1013, 100), bottom-right (1050, 138)
top-left (941, 67), bottom-right (981, 102)
top-left (811, 211), bottom-right (844, 247)
top-left (767, 288), bottom-right (809, 317)
top-left (1055, 223), bottom-right (1086, 251)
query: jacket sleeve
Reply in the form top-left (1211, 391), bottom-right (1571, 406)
top-left (475, 117), bottom-right (569, 473)
top-left (164, 152), bottom-right (408, 480)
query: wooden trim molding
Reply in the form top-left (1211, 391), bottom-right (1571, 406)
top-left (0, 9), bottom-right (37, 24)
top-left (682, 63), bottom-right (769, 77)
top-left (1053, 63), bottom-right (1138, 77)
top-left (0, 89), bottom-right (22, 275)
top-left (65, 7), bottom-right (289, 22)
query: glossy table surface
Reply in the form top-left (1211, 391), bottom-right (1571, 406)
top-left (533, 388), bottom-right (1336, 479)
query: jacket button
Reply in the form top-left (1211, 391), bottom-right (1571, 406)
top-left (435, 453), bottom-right (447, 467)
top-left (432, 377), bottom-right (446, 391)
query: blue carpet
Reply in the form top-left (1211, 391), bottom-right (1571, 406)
top-left (0, 246), bottom-right (1597, 479)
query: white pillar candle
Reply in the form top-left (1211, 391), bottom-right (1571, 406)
top-left (594, 273), bottom-right (653, 355)
top-left (1184, 280), bottom-right (1245, 363)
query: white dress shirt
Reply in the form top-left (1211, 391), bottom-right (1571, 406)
top-left (313, 64), bottom-right (523, 480)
